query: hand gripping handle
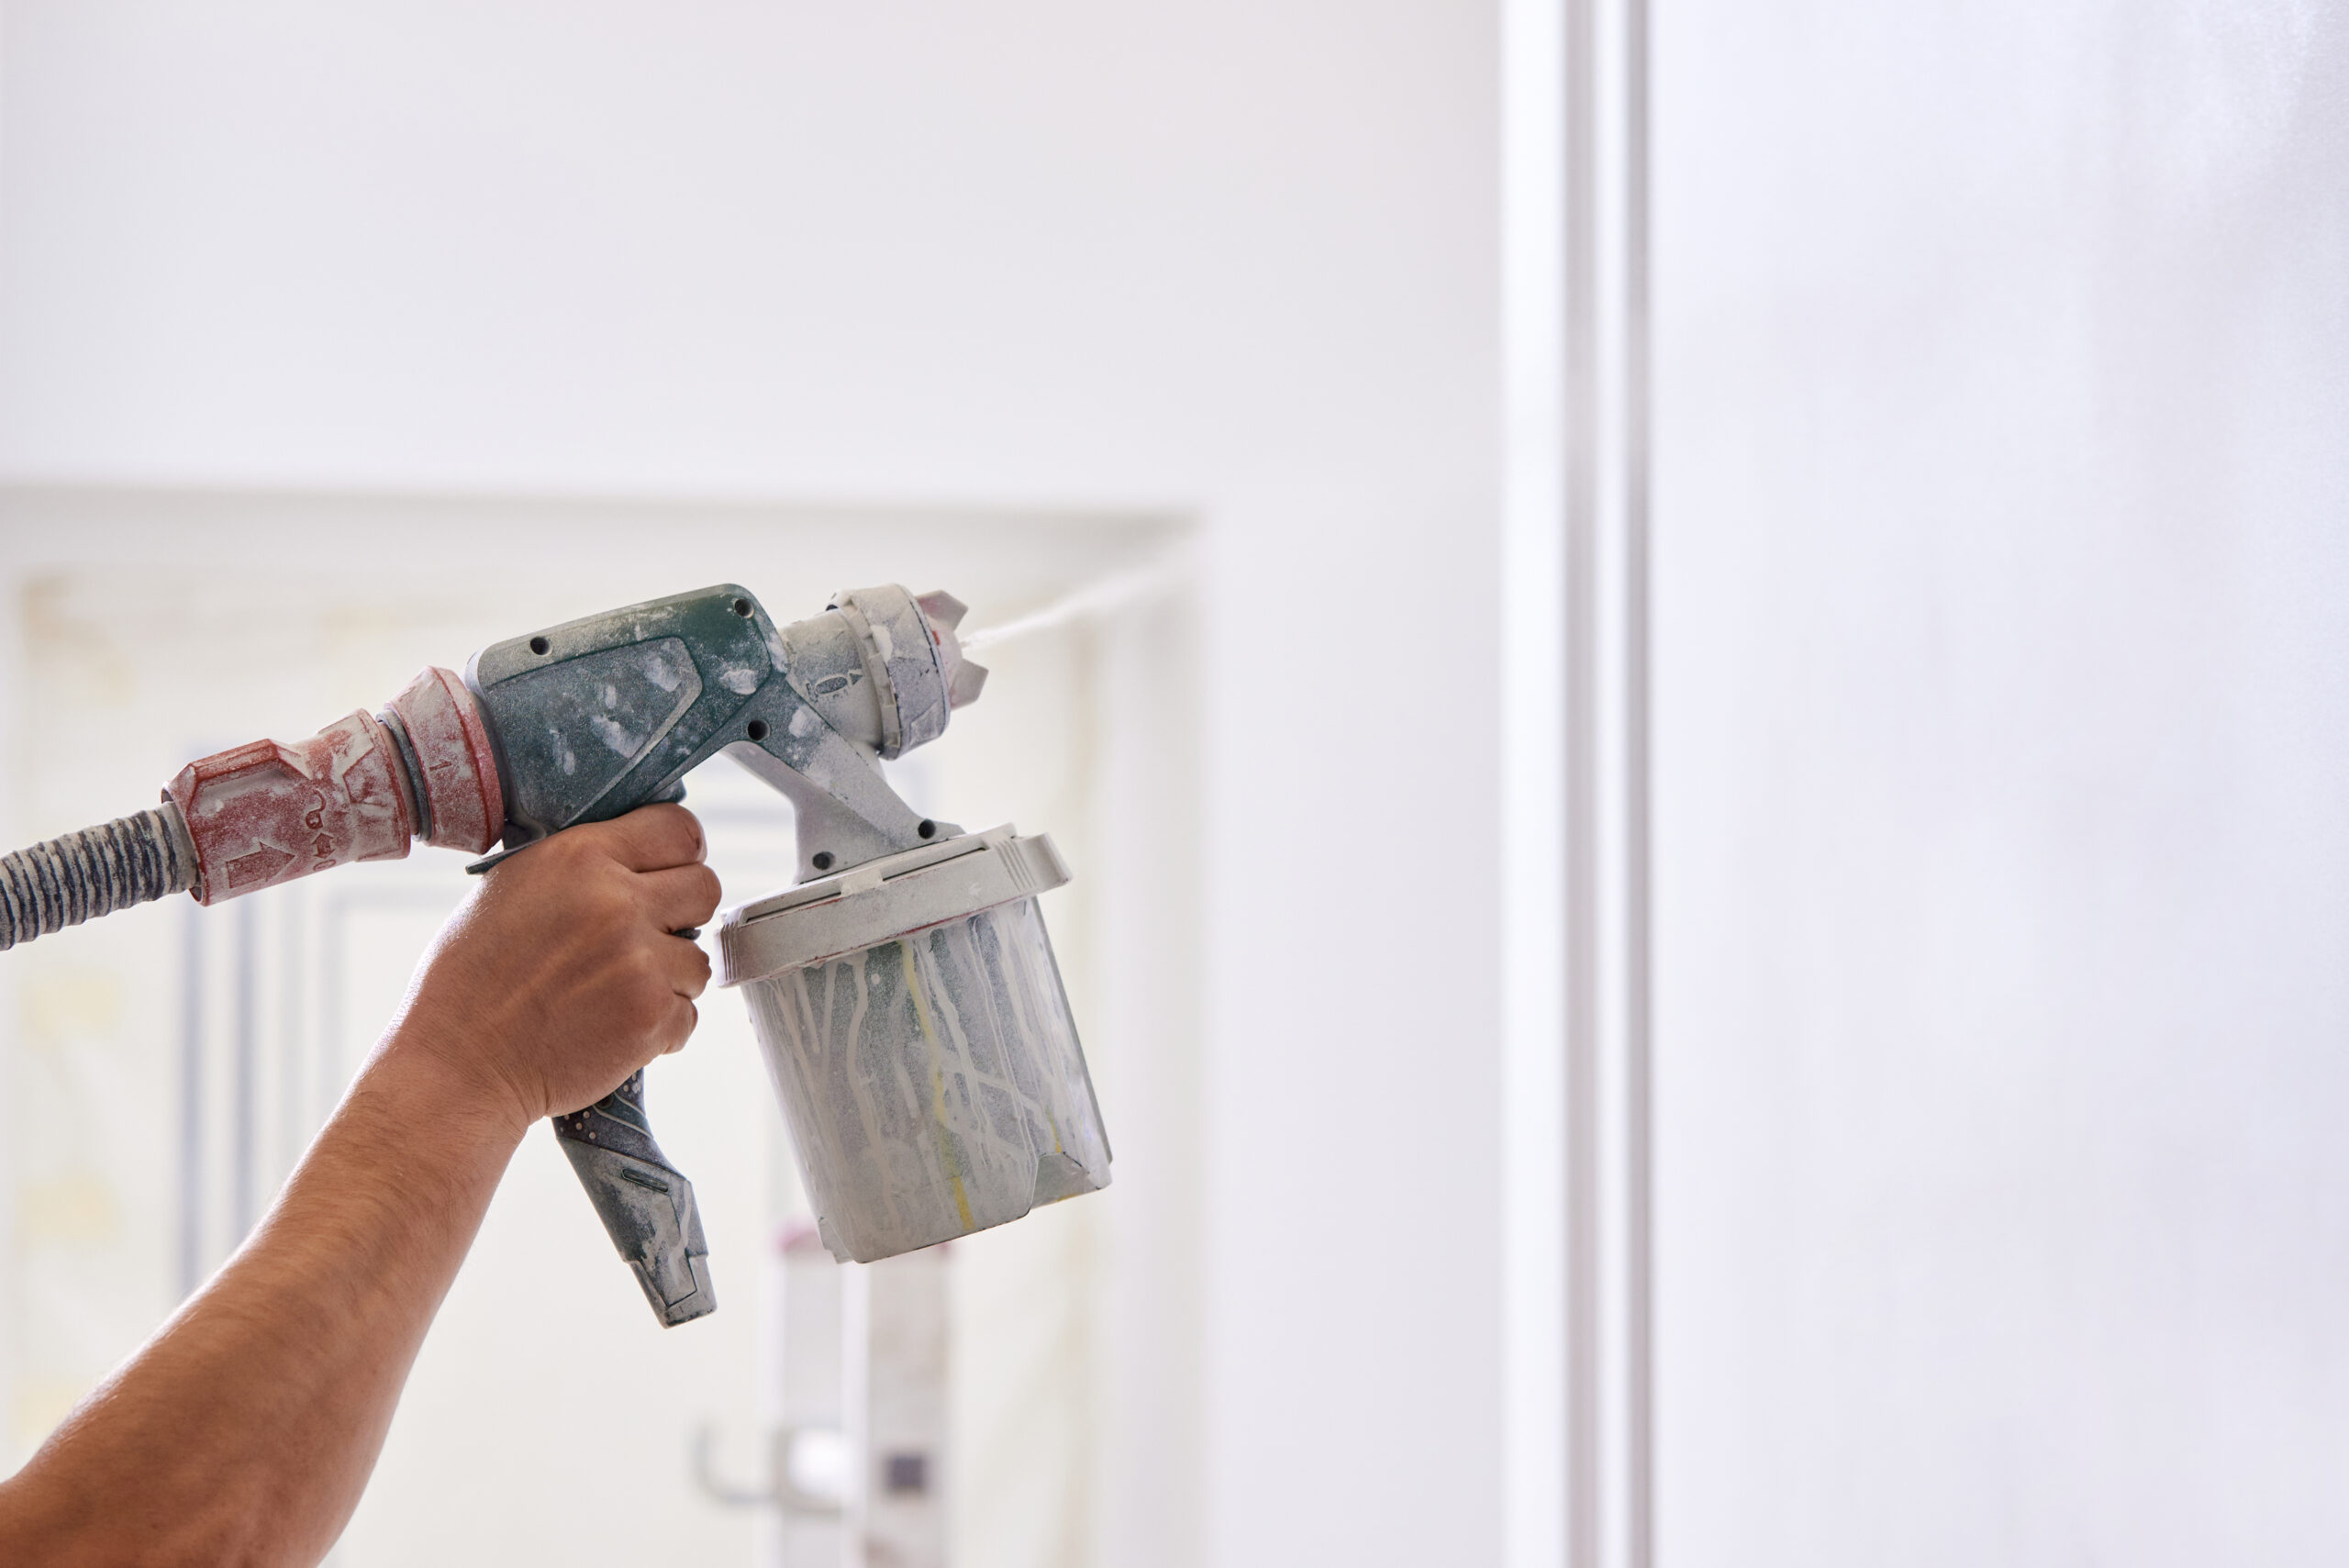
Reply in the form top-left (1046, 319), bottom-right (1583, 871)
top-left (552, 1069), bottom-right (715, 1326)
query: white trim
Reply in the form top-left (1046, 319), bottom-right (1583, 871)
top-left (1502, 0), bottom-right (1651, 1564)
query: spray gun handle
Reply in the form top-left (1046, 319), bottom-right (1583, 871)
top-left (551, 1067), bottom-right (715, 1326)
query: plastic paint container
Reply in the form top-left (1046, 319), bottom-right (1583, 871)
top-left (717, 826), bottom-right (1111, 1263)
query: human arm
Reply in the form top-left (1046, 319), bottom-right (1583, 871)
top-left (0, 803), bottom-right (722, 1568)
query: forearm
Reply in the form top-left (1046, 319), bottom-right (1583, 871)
top-left (0, 1029), bottom-right (528, 1567)
top-left (0, 806), bottom-right (716, 1566)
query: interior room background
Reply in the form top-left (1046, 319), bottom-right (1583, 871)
top-left (1, 4), bottom-right (2343, 1566)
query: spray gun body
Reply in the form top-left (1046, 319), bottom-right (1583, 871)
top-left (0, 583), bottom-right (1115, 1329)
top-left (166, 584), bottom-right (985, 902)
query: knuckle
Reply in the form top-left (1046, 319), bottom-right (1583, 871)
top-left (542, 829), bottom-right (599, 871)
top-left (636, 803), bottom-right (690, 849)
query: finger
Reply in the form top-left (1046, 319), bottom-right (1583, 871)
top-left (582, 803), bottom-right (707, 873)
top-left (661, 937), bottom-right (713, 1002)
top-left (639, 862), bottom-right (723, 933)
top-left (658, 997), bottom-right (699, 1055)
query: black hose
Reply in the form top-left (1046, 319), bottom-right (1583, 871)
top-left (0, 806), bottom-right (198, 951)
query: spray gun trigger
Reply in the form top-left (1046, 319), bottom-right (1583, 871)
top-left (464, 843), bottom-right (530, 875)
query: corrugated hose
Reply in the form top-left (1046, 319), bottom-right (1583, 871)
top-left (0, 806), bottom-right (197, 951)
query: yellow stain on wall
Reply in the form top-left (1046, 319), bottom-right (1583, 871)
top-left (19, 967), bottom-right (124, 1044)
top-left (24, 575), bottom-right (138, 709)
top-left (17, 1173), bottom-right (122, 1244)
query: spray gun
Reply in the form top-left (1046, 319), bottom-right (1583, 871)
top-left (0, 584), bottom-right (1112, 1326)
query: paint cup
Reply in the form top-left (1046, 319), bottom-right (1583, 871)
top-left (717, 827), bottom-right (1111, 1262)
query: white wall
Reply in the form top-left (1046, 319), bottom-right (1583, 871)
top-left (1657, 4), bottom-right (2349, 1562)
top-left (0, 6), bottom-right (1502, 1567)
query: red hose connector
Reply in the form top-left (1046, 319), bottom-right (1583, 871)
top-left (383, 666), bottom-right (506, 854)
top-left (165, 667), bottom-right (505, 906)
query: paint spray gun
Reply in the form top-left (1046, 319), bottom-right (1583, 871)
top-left (0, 584), bottom-right (1113, 1325)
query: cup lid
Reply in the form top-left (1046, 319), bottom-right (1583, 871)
top-left (715, 824), bottom-right (1071, 986)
